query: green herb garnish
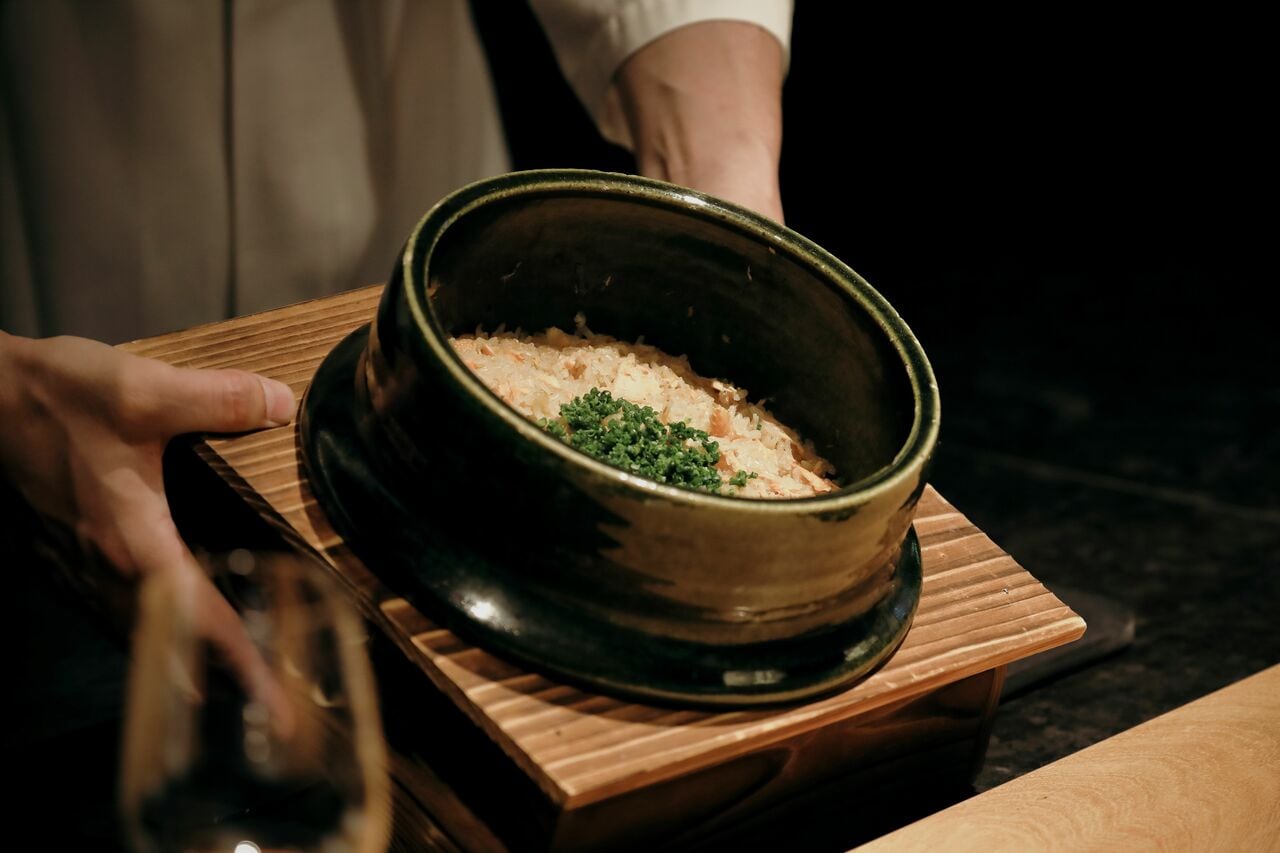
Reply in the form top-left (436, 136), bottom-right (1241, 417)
top-left (540, 388), bottom-right (756, 494)
top-left (537, 417), bottom-right (567, 439)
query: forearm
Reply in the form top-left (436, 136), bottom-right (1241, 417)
top-left (616, 20), bottom-right (785, 221)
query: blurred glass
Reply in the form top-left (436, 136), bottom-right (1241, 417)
top-left (120, 551), bottom-right (390, 853)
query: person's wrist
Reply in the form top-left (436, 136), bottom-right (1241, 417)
top-left (645, 135), bottom-right (782, 222)
top-left (649, 130), bottom-right (777, 181)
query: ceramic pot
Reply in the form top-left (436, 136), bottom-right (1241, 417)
top-left (300, 170), bottom-right (940, 705)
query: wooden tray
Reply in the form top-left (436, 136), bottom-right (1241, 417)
top-left (124, 285), bottom-right (1085, 848)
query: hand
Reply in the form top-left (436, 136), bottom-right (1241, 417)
top-left (616, 21), bottom-right (786, 223)
top-left (0, 331), bottom-right (297, 726)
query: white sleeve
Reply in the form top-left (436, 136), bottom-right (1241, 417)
top-left (529, 0), bottom-right (794, 149)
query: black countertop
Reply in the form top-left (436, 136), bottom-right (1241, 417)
top-left (769, 4), bottom-right (1279, 796)
top-left (922, 271), bottom-right (1279, 791)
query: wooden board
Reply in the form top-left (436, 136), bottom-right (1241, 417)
top-left (856, 664), bottom-right (1280, 852)
top-left (122, 285), bottom-right (1085, 812)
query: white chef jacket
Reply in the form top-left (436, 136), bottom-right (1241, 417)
top-left (1, 0), bottom-right (791, 343)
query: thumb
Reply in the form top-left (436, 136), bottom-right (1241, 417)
top-left (152, 366), bottom-right (296, 436)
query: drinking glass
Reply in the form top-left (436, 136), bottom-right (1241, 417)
top-left (119, 550), bottom-right (390, 852)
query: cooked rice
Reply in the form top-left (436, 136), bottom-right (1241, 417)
top-left (449, 321), bottom-right (838, 499)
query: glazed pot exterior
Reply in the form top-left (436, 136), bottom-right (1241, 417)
top-left (351, 171), bottom-right (939, 647)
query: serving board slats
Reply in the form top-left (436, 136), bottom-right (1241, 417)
top-left (122, 285), bottom-right (1084, 809)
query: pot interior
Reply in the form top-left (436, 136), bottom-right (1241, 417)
top-left (421, 191), bottom-right (916, 486)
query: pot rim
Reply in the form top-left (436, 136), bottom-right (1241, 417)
top-left (398, 168), bottom-right (940, 513)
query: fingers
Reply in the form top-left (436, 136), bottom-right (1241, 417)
top-left (117, 489), bottom-right (295, 736)
top-left (147, 364), bottom-right (296, 436)
top-left (5, 333), bottom-right (295, 736)
top-left (142, 544), bottom-right (297, 738)
top-left (180, 558), bottom-right (297, 738)
top-left (17, 335), bottom-right (294, 437)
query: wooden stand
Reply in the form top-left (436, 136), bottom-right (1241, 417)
top-left (124, 286), bottom-right (1085, 850)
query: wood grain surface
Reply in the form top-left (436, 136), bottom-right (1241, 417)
top-left (857, 664), bottom-right (1280, 852)
top-left (122, 285), bottom-right (1085, 810)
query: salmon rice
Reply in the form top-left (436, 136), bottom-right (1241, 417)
top-left (449, 316), bottom-right (838, 499)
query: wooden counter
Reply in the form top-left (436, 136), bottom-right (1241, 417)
top-left (857, 664), bottom-right (1280, 852)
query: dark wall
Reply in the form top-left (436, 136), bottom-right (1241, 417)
top-left (475, 3), bottom-right (1267, 365)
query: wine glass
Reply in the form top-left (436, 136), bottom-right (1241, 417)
top-left (119, 550), bottom-right (390, 853)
